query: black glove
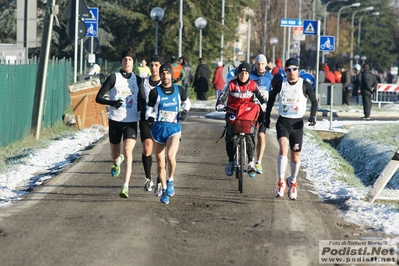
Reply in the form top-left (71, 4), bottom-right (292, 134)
top-left (147, 117), bottom-right (155, 126)
top-left (180, 110), bottom-right (188, 121)
top-left (308, 116), bottom-right (316, 126)
top-left (111, 100), bottom-right (123, 109)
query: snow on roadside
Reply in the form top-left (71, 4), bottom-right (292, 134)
top-left (0, 125), bottom-right (106, 208)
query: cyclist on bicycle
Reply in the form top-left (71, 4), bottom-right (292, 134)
top-left (215, 62), bottom-right (267, 177)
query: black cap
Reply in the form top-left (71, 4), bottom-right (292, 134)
top-left (285, 57), bottom-right (299, 68)
top-left (236, 62), bottom-right (251, 74)
top-left (159, 63), bottom-right (173, 75)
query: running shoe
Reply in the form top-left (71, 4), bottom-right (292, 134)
top-left (287, 177), bottom-right (297, 200)
top-left (111, 154), bottom-right (124, 177)
top-left (154, 182), bottom-right (162, 197)
top-left (255, 162), bottom-right (263, 174)
top-left (160, 189), bottom-right (169, 204)
top-left (225, 161), bottom-right (234, 176)
top-left (166, 180), bottom-right (175, 197)
top-left (119, 185), bottom-right (129, 198)
top-left (248, 161), bottom-right (256, 178)
top-left (143, 179), bottom-right (153, 192)
top-left (275, 181), bottom-right (286, 198)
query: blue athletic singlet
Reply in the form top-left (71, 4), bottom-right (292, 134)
top-left (151, 84), bottom-right (182, 144)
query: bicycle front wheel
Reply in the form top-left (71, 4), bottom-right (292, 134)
top-left (238, 135), bottom-right (244, 193)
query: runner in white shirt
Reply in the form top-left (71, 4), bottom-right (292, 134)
top-left (96, 47), bottom-right (143, 198)
top-left (264, 58), bottom-right (318, 200)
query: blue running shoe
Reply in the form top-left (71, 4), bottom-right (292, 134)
top-left (166, 180), bottom-right (175, 197)
top-left (160, 189), bottom-right (169, 204)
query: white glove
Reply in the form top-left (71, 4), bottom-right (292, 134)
top-left (216, 104), bottom-right (225, 111)
top-left (260, 103), bottom-right (266, 112)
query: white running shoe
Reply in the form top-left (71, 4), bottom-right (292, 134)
top-left (143, 179), bottom-right (153, 192)
top-left (247, 161), bottom-right (256, 178)
top-left (275, 181), bottom-right (286, 198)
top-left (154, 182), bottom-right (162, 197)
top-left (225, 161), bottom-right (234, 176)
top-left (287, 177), bottom-right (297, 200)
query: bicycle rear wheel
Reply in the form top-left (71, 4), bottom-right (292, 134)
top-left (238, 135), bottom-right (244, 193)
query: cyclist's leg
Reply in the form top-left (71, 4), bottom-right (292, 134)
top-left (225, 124), bottom-right (235, 161)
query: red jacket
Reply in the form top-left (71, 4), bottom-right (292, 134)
top-left (324, 65), bottom-right (336, 83)
top-left (226, 80), bottom-right (258, 112)
top-left (212, 66), bottom-right (225, 91)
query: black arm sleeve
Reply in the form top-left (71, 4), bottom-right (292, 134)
top-left (136, 75), bottom-right (143, 113)
top-left (303, 80), bottom-right (318, 117)
top-left (147, 88), bottom-right (158, 108)
top-left (96, 74), bottom-right (116, 105)
top-left (178, 85), bottom-right (188, 101)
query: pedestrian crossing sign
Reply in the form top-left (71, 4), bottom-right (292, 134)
top-left (303, 20), bottom-right (317, 35)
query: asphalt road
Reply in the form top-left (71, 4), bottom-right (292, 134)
top-left (0, 115), bottom-right (392, 266)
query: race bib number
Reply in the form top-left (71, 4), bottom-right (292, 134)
top-left (159, 110), bottom-right (178, 123)
top-left (282, 98), bottom-right (299, 116)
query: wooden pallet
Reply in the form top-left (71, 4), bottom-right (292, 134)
top-left (69, 79), bottom-right (108, 130)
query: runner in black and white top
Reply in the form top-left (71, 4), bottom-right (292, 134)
top-left (264, 57), bottom-right (318, 200)
top-left (138, 55), bottom-right (164, 196)
top-left (96, 47), bottom-right (143, 199)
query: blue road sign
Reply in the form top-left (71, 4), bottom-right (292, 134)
top-left (83, 7), bottom-right (98, 22)
top-left (280, 18), bottom-right (302, 27)
top-left (83, 8), bottom-right (99, 37)
top-left (300, 72), bottom-right (316, 89)
top-left (320, 36), bottom-right (335, 51)
top-left (303, 20), bottom-right (317, 35)
top-left (85, 22), bottom-right (98, 37)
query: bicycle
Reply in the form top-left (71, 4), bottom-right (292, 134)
top-left (221, 102), bottom-right (260, 193)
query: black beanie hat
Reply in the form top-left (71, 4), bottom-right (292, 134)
top-left (236, 62), bottom-right (251, 74)
top-left (285, 57), bottom-right (299, 68)
top-left (120, 47), bottom-right (136, 61)
top-left (159, 63), bottom-right (173, 75)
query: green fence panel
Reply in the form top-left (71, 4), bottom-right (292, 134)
top-left (0, 59), bottom-right (72, 147)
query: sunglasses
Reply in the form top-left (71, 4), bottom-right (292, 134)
top-left (285, 67), bottom-right (298, 72)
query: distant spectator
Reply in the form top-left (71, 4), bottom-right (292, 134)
top-left (87, 57), bottom-right (102, 75)
top-left (170, 56), bottom-right (185, 86)
top-left (334, 63), bottom-right (342, 83)
top-left (360, 64), bottom-right (377, 119)
top-left (324, 65), bottom-right (336, 83)
top-left (193, 57), bottom-right (211, 100)
top-left (318, 62), bottom-right (326, 84)
top-left (340, 65), bottom-right (351, 105)
top-left (135, 59), bottom-right (151, 78)
top-left (212, 61), bottom-right (224, 99)
top-left (271, 58), bottom-right (285, 87)
top-left (179, 56), bottom-right (194, 95)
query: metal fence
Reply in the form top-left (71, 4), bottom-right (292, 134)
top-left (0, 58), bottom-right (72, 147)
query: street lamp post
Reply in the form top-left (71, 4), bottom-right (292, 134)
top-left (350, 6), bottom-right (373, 72)
top-left (322, 0), bottom-right (348, 63)
top-left (195, 17), bottom-right (207, 58)
top-left (150, 7), bottom-right (164, 55)
top-left (354, 54), bottom-right (360, 64)
top-left (263, 0), bottom-right (268, 55)
top-left (270, 37), bottom-right (278, 65)
top-left (361, 55), bottom-right (367, 65)
top-left (178, 0), bottom-right (183, 57)
top-left (336, 2), bottom-right (361, 54)
top-left (357, 12), bottom-right (380, 51)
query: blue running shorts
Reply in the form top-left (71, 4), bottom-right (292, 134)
top-left (151, 122), bottom-right (182, 144)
